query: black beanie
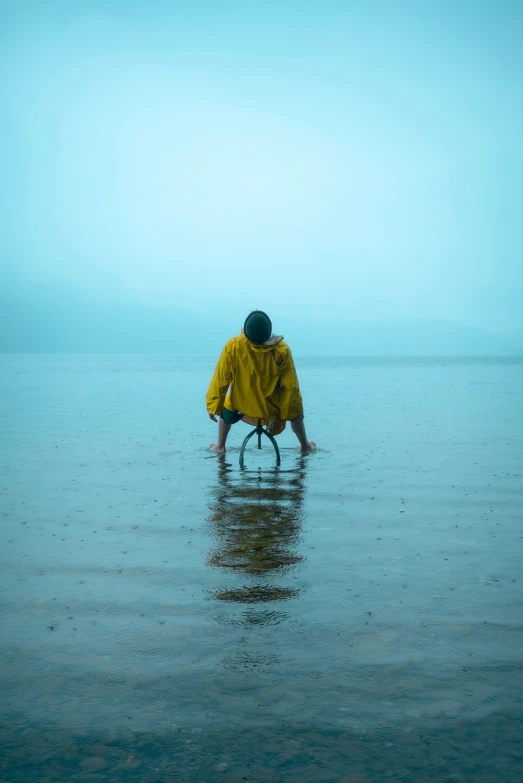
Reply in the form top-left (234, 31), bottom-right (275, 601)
top-left (244, 311), bottom-right (272, 345)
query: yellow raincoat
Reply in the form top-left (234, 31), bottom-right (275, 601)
top-left (206, 331), bottom-right (303, 435)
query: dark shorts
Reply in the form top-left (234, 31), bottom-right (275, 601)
top-left (220, 408), bottom-right (303, 425)
top-left (220, 408), bottom-right (245, 425)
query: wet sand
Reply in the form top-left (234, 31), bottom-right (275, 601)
top-left (1, 355), bottom-right (522, 782)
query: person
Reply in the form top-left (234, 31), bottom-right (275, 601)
top-left (206, 310), bottom-right (316, 455)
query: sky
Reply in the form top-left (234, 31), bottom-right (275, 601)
top-left (2, 0), bottom-right (523, 349)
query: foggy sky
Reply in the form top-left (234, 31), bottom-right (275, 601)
top-left (2, 0), bottom-right (523, 351)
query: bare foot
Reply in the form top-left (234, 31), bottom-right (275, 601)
top-left (300, 441), bottom-right (317, 453)
top-left (209, 443), bottom-right (226, 454)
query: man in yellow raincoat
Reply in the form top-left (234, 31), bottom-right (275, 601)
top-left (206, 311), bottom-right (316, 455)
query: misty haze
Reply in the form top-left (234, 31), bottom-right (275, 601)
top-left (1, 2), bottom-right (522, 783)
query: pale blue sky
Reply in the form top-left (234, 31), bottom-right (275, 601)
top-left (3, 0), bottom-right (523, 331)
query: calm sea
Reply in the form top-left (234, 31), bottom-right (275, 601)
top-left (1, 355), bottom-right (522, 782)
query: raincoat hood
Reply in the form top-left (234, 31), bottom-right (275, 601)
top-left (240, 328), bottom-right (284, 351)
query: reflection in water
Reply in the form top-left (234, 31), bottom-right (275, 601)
top-left (206, 458), bottom-right (306, 606)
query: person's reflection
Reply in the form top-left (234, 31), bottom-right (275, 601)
top-left (206, 458), bottom-right (307, 607)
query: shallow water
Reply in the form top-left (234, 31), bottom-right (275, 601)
top-left (1, 355), bottom-right (522, 782)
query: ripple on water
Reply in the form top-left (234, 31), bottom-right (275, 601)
top-left (221, 651), bottom-right (282, 670)
top-left (213, 608), bottom-right (289, 627)
top-left (135, 644), bottom-right (179, 662)
top-left (4, 713), bottom-right (31, 728)
top-left (241, 609), bottom-right (289, 626)
top-left (101, 673), bottom-right (129, 686)
top-left (211, 585), bottom-right (298, 603)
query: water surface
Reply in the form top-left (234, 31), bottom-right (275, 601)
top-left (1, 355), bottom-right (522, 782)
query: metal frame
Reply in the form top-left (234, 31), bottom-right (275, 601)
top-left (239, 419), bottom-right (281, 468)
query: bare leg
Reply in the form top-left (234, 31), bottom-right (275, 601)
top-left (210, 418), bottom-right (231, 454)
top-left (291, 417), bottom-right (316, 453)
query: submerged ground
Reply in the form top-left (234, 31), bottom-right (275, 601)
top-left (1, 355), bottom-right (522, 782)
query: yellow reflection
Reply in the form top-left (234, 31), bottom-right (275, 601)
top-left (207, 459), bottom-right (307, 603)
